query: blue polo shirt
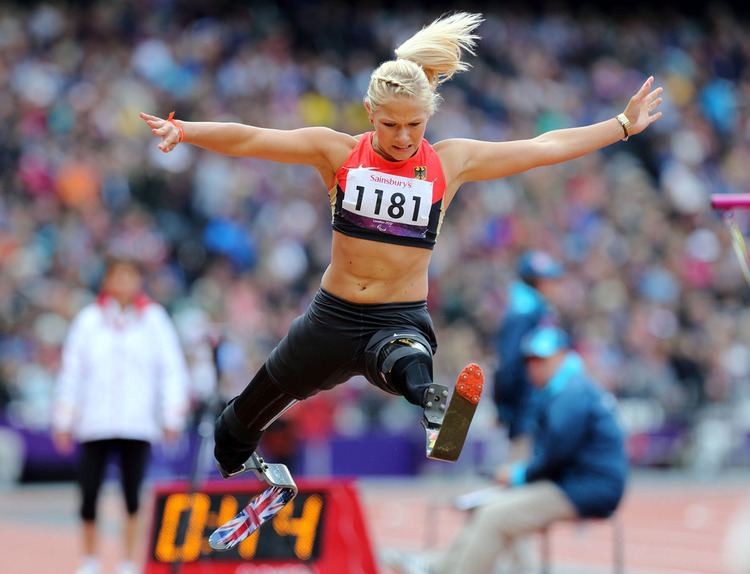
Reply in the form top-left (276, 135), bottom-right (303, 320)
top-left (511, 352), bottom-right (628, 518)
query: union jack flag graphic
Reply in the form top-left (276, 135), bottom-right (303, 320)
top-left (209, 486), bottom-right (295, 551)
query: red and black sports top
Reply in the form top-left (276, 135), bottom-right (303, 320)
top-left (330, 132), bottom-right (447, 250)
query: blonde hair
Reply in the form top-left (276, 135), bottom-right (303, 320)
top-left (366, 12), bottom-right (483, 115)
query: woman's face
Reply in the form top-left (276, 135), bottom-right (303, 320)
top-left (103, 261), bottom-right (143, 304)
top-left (366, 96), bottom-right (430, 161)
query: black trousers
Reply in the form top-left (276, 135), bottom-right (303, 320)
top-left (214, 288), bottom-right (439, 472)
top-left (266, 287), bottom-right (438, 399)
top-left (78, 438), bottom-right (151, 522)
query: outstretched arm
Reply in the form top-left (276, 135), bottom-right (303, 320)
top-left (139, 112), bottom-right (353, 171)
top-left (443, 76), bottom-right (663, 185)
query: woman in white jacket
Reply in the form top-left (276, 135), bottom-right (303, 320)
top-left (52, 256), bottom-right (190, 574)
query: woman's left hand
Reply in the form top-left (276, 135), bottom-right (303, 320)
top-left (623, 76), bottom-right (664, 136)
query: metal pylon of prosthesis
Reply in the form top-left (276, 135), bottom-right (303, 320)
top-left (218, 452), bottom-right (298, 493)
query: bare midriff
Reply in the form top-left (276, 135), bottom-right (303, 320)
top-left (320, 231), bottom-right (432, 303)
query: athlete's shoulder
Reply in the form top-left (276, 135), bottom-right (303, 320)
top-left (319, 127), bottom-right (358, 145)
top-left (430, 138), bottom-right (464, 184)
top-left (350, 131), bottom-right (373, 150)
top-left (327, 130), bottom-right (361, 169)
top-left (431, 137), bottom-right (465, 156)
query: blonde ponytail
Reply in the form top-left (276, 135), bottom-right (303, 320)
top-left (395, 12), bottom-right (482, 88)
top-left (365, 12), bottom-right (483, 115)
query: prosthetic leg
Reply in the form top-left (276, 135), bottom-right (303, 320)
top-left (209, 367), bottom-right (299, 551)
top-left (374, 334), bottom-right (485, 462)
top-left (423, 364), bottom-right (484, 461)
top-left (208, 452), bottom-right (297, 551)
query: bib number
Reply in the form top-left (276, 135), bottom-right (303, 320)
top-left (343, 168), bottom-right (432, 226)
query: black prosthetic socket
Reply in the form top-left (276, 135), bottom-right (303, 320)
top-left (214, 403), bottom-right (262, 474)
top-left (389, 352), bottom-right (434, 407)
top-left (214, 365), bottom-right (297, 474)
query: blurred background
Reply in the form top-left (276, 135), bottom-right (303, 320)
top-left (1, 1), bottom-right (750, 573)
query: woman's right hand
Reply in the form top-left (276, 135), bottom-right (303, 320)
top-left (139, 112), bottom-right (181, 153)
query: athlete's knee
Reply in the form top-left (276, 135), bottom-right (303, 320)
top-left (374, 334), bottom-right (434, 406)
top-left (380, 337), bottom-right (431, 376)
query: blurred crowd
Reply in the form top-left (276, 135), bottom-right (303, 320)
top-left (2, 1), bottom-right (750, 470)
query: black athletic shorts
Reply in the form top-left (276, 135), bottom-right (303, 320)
top-left (266, 288), bottom-right (438, 399)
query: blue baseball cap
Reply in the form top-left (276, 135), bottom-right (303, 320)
top-left (517, 251), bottom-right (564, 282)
top-left (521, 326), bottom-right (569, 358)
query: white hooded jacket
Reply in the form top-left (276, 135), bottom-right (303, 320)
top-left (53, 295), bottom-right (190, 443)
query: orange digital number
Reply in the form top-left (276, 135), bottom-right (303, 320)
top-left (237, 525), bottom-right (261, 559)
top-left (219, 495), bottom-right (261, 559)
top-left (154, 493), bottom-right (210, 563)
top-left (272, 494), bottom-right (324, 560)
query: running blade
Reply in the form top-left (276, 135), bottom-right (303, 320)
top-left (425, 362), bottom-right (484, 462)
top-left (208, 485), bottom-right (296, 551)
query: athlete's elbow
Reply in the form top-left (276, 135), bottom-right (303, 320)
top-left (529, 137), bottom-right (565, 167)
top-left (221, 124), bottom-right (262, 156)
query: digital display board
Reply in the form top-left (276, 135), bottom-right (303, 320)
top-left (144, 479), bottom-right (377, 574)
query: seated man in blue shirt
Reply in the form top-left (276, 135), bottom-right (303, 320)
top-left (391, 326), bottom-right (628, 574)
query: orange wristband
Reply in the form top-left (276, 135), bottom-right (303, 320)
top-left (167, 111), bottom-right (184, 143)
